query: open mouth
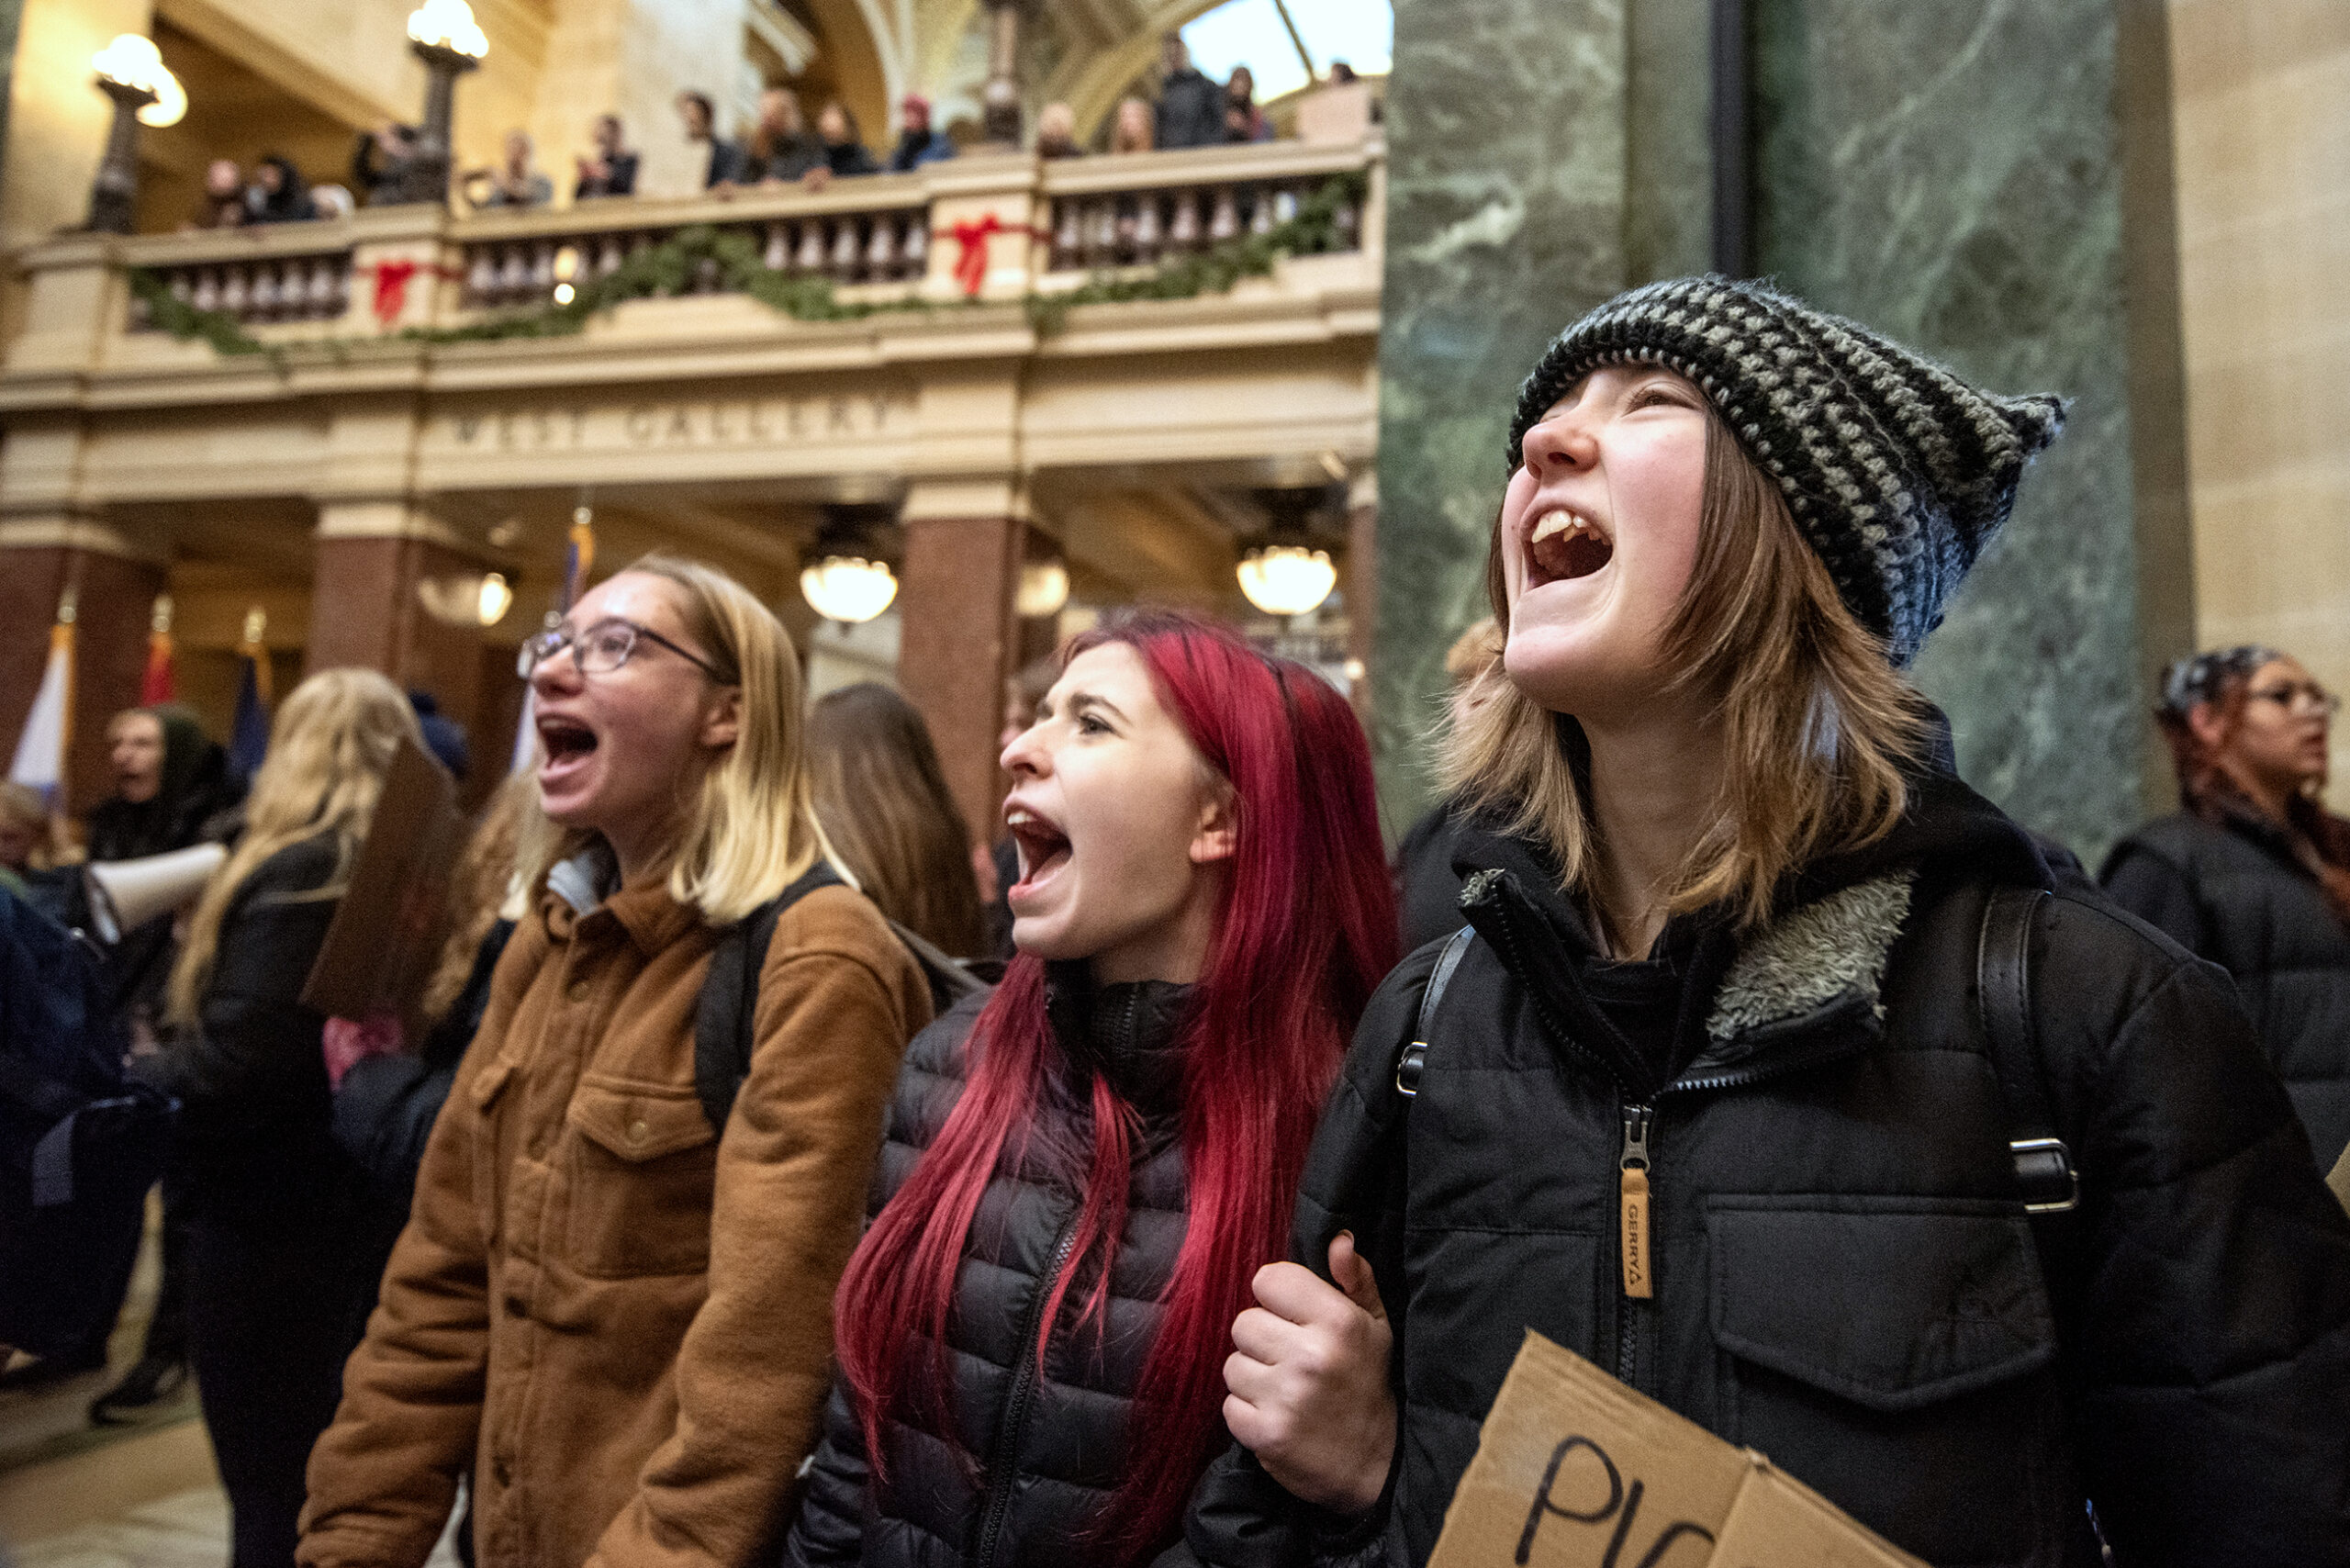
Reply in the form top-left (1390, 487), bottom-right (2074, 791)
top-left (1526, 508), bottom-right (1614, 588)
top-left (1003, 805), bottom-right (1072, 899)
top-left (536, 714), bottom-right (599, 773)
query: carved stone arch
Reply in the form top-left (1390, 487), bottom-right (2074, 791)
top-left (800, 0), bottom-right (913, 148)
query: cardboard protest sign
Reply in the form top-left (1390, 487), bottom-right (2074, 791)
top-left (301, 735), bottom-right (465, 1029)
top-left (1427, 1331), bottom-right (1928, 1568)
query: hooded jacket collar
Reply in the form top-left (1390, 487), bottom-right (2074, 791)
top-left (1449, 759), bottom-right (2052, 1096)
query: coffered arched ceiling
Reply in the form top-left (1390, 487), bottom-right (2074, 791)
top-left (899, 0), bottom-right (1236, 139)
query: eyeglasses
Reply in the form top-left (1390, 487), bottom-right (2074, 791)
top-left (2247, 680), bottom-right (2342, 718)
top-left (517, 617), bottom-right (728, 682)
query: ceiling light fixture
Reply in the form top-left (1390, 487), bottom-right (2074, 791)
top-left (1237, 543), bottom-right (1337, 618)
top-left (1016, 559), bottom-right (1070, 619)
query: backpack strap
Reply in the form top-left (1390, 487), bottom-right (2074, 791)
top-left (693, 861), bottom-right (843, 1133)
top-left (1975, 885), bottom-right (2078, 1215)
top-left (885, 918), bottom-right (988, 1014)
top-left (1395, 925), bottom-right (1477, 1098)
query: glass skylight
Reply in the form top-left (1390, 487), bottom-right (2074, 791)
top-left (1180, 0), bottom-right (1393, 101)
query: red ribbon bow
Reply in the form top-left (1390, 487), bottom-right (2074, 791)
top-left (937, 213), bottom-right (1046, 298)
top-left (945, 215), bottom-right (1004, 297)
top-left (366, 259), bottom-right (461, 328)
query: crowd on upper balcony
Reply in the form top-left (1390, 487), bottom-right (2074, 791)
top-left (171, 34), bottom-right (1365, 234)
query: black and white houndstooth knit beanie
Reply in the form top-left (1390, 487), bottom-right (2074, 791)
top-left (1507, 275), bottom-right (2067, 666)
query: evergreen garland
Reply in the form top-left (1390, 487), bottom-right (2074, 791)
top-left (126, 171), bottom-right (1370, 363)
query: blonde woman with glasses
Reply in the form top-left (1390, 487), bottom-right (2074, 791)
top-left (301, 556), bottom-right (932, 1568)
top-left (137, 668), bottom-right (421, 1568)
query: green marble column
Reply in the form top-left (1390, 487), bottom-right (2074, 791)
top-left (1751, 0), bottom-right (2189, 861)
top-left (1369, 0), bottom-right (1632, 832)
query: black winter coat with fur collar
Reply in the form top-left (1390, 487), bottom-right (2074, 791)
top-left (1166, 771), bottom-right (2350, 1568)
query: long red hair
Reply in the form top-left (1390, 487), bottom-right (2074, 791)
top-left (831, 611), bottom-right (1398, 1559)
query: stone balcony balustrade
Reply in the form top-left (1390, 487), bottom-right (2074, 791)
top-left (7, 135), bottom-right (1379, 365)
top-left (0, 134), bottom-right (1383, 599)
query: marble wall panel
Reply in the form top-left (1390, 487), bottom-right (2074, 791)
top-left (1751, 0), bottom-right (2182, 863)
top-left (1370, 0), bottom-right (1630, 831)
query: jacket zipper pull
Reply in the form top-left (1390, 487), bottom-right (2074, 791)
top-left (1619, 1104), bottom-right (1654, 1300)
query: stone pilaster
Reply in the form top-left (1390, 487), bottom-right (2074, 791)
top-left (896, 496), bottom-right (1027, 846)
top-left (308, 503), bottom-right (489, 750)
top-left (1751, 0), bottom-right (2190, 859)
top-left (1370, 0), bottom-right (1632, 833)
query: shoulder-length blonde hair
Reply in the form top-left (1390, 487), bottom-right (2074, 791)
top-left (167, 668), bottom-right (421, 1025)
top-left (1443, 408), bottom-right (1930, 935)
top-left (513, 553), bottom-right (833, 925)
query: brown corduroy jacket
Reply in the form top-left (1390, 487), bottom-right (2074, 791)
top-left (298, 876), bottom-right (930, 1568)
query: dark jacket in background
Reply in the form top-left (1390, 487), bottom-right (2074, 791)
top-left (2102, 805), bottom-right (2350, 1168)
top-left (333, 916), bottom-right (517, 1220)
top-left (745, 131), bottom-right (826, 183)
top-left (783, 972), bottom-right (1200, 1567)
top-left (701, 136), bottom-right (744, 187)
top-left (1155, 68), bottom-right (1226, 150)
top-left (135, 833), bottom-right (381, 1568)
top-left (82, 710), bottom-right (245, 1020)
top-left (1172, 771), bottom-right (2350, 1568)
top-left (819, 140), bottom-right (880, 179)
top-left (574, 150), bottom-right (640, 199)
top-left (888, 129), bottom-right (957, 172)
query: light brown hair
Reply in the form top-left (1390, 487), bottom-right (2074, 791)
top-left (1443, 410), bottom-right (1930, 935)
top-left (808, 683), bottom-right (986, 958)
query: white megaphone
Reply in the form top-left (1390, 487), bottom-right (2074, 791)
top-left (84, 843), bottom-right (228, 944)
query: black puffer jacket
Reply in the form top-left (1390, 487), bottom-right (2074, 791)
top-left (782, 969), bottom-right (1199, 1567)
top-left (2102, 807), bottom-right (2350, 1169)
top-left (1173, 772), bottom-right (2350, 1568)
top-left (135, 834), bottom-right (345, 1172)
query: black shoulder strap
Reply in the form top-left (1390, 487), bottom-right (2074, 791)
top-left (1975, 885), bottom-right (2078, 1214)
top-left (693, 860), bottom-right (844, 1134)
top-left (886, 918), bottom-right (988, 1015)
top-left (1395, 925), bottom-right (1477, 1098)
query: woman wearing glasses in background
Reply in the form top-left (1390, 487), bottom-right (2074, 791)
top-left (2105, 647), bottom-right (2350, 1173)
top-left (301, 555), bottom-right (933, 1568)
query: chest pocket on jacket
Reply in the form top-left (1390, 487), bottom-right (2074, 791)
top-left (1706, 1193), bottom-right (2065, 1566)
top-left (565, 1080), bottom-right (717, 1278)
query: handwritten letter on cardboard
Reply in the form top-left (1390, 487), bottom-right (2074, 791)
top-left (1427, 1331), bottom-right (1928, 1568)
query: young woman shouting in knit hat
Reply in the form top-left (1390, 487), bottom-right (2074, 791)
top-left (1172, 278), bottom-right (2350, 1568)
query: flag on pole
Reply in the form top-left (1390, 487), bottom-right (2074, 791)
top-left (564, 504), bottom-right (596, 610)
top-left (509, 504), bottom-right (598, 778)
top-left (140, 593), bottom-right (175, 705)
top-left (229, 607), bottom-right (272, 779)
top-left (7, 593), bottom-right (75, 807)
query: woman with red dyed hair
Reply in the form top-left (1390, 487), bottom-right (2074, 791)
top-left (779, 611), bottom-right (1396, 1567)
